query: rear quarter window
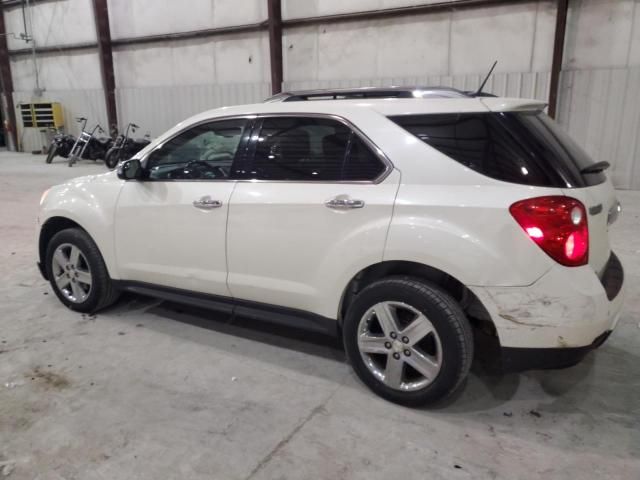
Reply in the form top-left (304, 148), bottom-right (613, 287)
top-left (389, 112), bottom-right (606, 188)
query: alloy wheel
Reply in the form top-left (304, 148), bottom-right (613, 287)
top-left (51, 243), bottom-right (93, 303)
top-left (357, 301), bottom-right (442, 391)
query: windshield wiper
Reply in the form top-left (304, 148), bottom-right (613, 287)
top-left (581, 161), bottom-right (610, 174)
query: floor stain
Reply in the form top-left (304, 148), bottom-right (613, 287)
top-left (26, 368), bottom-right (70, 390)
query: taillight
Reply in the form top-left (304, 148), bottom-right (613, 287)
top-left (509, 196), bottom-right (588, 267)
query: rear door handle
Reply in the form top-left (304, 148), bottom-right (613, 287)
top-left (325, 196), bottom-right (365, 210)
top-left (193, 196), bottom-right (222, 209)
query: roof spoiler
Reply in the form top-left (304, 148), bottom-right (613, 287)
top-left (480, 98), bottom-right (548, 112)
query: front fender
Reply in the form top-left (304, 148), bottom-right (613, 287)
top-left (39, 172), bottom-right (123, 278)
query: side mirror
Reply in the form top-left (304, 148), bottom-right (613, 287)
top-left (117, 158), bottom-right (143, 180)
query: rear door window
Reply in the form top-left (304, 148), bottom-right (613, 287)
top-left (389, 112), bottom-right (605, 188)
top-left (242, 116), bottom-right (386, 182)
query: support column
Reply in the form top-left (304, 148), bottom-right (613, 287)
top-left (92, 0), bottom-right (117, 131)
top-left (267, 0), bottom-right (283, 95)
top-left (548, 0), bottom-right (569, 119)
top-left (0, 6), bottom-right (17, 150)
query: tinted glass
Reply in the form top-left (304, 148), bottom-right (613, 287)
top-left (343, 135), bottom-right (385, 181)
top-left (389, 112), bottom-right (605, 188)
top-left (249, 117), bottom-right (384, 181)
top-left (146, 119), bottom-right (247, 180)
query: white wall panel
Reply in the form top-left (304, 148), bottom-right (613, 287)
top-left (450, 3), bottom-right (538, 75)
top-left (214, 34), bottom-right (270, 84)
top-left (4, 0), bottom-right (96, 50)
top-left (530, 0), bottom-right (557, 72)
top-left (114, 34), bottom-right (269, 88)
top-left (107, 0), bottom-right (266, 39)
top-left (564, 0), bottom-right (636, 70)
top-left (627, 0), bottom-right (640, 67)
top-left (283, 0), bottom-right (446, 19)
top-left (284, 2), bottom-right (555, 83)
top-left (10, 51), bottom-right (103, 92)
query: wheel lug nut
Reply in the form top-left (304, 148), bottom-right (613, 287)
top-left (402, 336), bottom-right (409, 344)
top-left (393, 353), bottom-right (400, 360)
top-left (404, 349), bottom-right (411, 357)
top-left (384, 342), bottom-right (392, 349)
top-left (390, 332), bottom-right (397, 339)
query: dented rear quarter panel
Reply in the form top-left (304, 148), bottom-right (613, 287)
top-left (470, 263), bottom-right (624, 349)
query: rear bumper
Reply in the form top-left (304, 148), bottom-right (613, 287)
top-left (470, 252), bottom-right (624, 362)
top-left (501, 330), bottom-right (611, 371)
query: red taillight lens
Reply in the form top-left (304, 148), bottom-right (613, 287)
top-left (509, 196), bottom-right (588, 267)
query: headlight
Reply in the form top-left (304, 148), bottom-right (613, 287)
top-left (40, 188), bottom-right (50, 206)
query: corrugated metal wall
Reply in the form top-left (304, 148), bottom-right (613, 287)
top-left (12, 71), bottom-right (640, 190)
top-left (556, 68), bottom-right (640, 190)
top-left (115, 82), bottom-right (271, 138)
top-left (13, 82), bottom-right (271, 153)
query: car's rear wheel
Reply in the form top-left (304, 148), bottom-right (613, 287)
top-left (343, 276), bottom-right (473, 406)
top-left (45, 228), bottom-right (120, 312)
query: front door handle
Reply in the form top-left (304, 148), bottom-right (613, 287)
top-left (325, 195), bottom-right (365, 210)
top-left (193, 196), bottom-right (222, 209)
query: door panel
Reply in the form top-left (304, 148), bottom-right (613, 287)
top-left (226, 170), bottom-right (400, 319)
top-left (114, 117), bottom-right (251, 296)
top-left (115, 181), bottom-right (235, 296)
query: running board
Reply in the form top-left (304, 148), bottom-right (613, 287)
top-left (113, 280), bottom-right (339, 337)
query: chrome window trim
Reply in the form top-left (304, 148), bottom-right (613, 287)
top-left (138, 112), bottom-right (394, 185)
top-left (239, 112), bottom-right (394, 185)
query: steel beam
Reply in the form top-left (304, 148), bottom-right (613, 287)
top-left (111, 22), bottom-right (267, 48)
top-left (282, 0), bottom-right (533, 28)
top-left (267, 0), bottom-right (283, 94)
top-left (0, 5), bottom-right (17, 149)
top-left (8, 42), bottom-right (98, 56)
top-left (91, 0), bottom-right (117, 131)
top-left (548, 0), bottom-right (569, 119)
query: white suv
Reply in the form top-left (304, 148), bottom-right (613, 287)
top-left (37, 87), bottom-right (624, 406)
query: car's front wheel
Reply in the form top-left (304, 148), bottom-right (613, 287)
top-left (45, 228), bottom-right (120, 312)
top-left (343, 277), bottom-right (473, 406)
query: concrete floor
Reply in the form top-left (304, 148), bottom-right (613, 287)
top-left (0, 152), bottom-right (638, 480)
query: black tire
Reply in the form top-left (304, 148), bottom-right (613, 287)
top-left (45, 144), bottom-right (58, 164)
top-left (45, 228), bottom-right (120, 313)
top-left (104, 148), bottom-right (120, 169)
top-left (343, 276), bottom-right (473, 407)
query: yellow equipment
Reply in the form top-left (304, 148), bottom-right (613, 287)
top-left (19, 102), bottom-right (64, 129)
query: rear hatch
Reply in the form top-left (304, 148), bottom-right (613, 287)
top-left (388, 98), bottom-right (616, 274)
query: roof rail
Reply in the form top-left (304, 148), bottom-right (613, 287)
top-left (263, 86), bottom-right (471, 102)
